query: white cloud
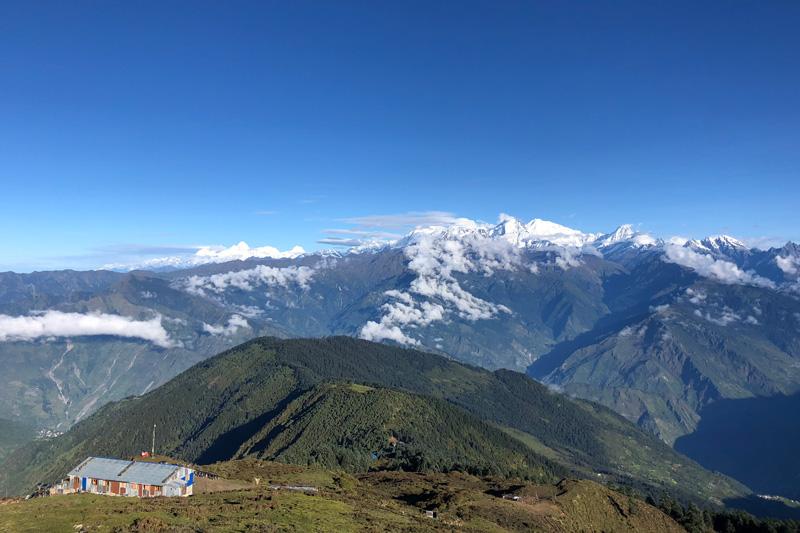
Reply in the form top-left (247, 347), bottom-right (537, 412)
top-left (0, 311), bottom-right (177, 347)
top-left (410, 276), bottom-right (512, 321)
top-left (232, 305), bottom-right (265, 318)
top-left (202, 314), bottom-right (250, 336)
top-left (359, 229), bottom-right (522, 345)
top-left (686, 291), bottom-right (760, 327)
top-left (194, 242), bottom-right (305, 262)
top-left (741, 236), bottom-right (791, 250)
top-left (299, 197), bottom-right (322, 205)
top-left (323, 211), bottom-right (459, 250)
top-left (693, 307), bottom-right (742, 327)
top-left (668, 236), bottom-right (690, 246)
top-left (317, 228), bottom-right (404, 248)
top-left (323, 228), bottom-right (403, 239)
top-left (632, 234), bottom-right (658, 246)
top-left (360, 320), bottom-right (420, 346)
top-left (404, 232), bottom-right (516, 319)
top-left (341, 211), bottom-right (458, 229)
top-left (554, 247), bottom-right (583, 269)
top-left (776, 255), bottom-right (800, 276)
top-left (360, 290), bottom-right (448, 346)
top-left (182, 265), bottom-right (316, 295)
top-left (619, 324), bottom-right (647, 338)
top-left (317, 238), bottom-right (367, 247)
top-left (664, 245), bottom-right (775, 289)
top-left (685, 288), bottom-right (707, 305)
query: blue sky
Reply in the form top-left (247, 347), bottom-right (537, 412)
top-left (1, 1), bottom-right (798, 271)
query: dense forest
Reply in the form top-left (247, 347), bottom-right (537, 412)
top-left (229, 382), bottom-right (566, 481)
top-left (0, 418), bottom-right (34, 464)
top-left (652, 495), bottom-right (800, 533)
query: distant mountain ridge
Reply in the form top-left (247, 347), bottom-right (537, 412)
top-left (528, 280), bottom-right (800, 443)
top-left (0, 215), bottom-right (798, 502)
top-left (0, 218), bottom-right (797, 426)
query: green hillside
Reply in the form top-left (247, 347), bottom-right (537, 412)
top-left (230, 383), bottom-right (563, 480)
top-left (0, 418), bottom-right (35, 464)
top-left (0, 459), bottom-right (685, 533)
top-left (0, 337), bottom-right (746, 505)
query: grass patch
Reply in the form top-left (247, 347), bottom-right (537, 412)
top-left (347, 383), bottom-right (375, 393)
top-left (0, 459), bottom-right (684, 532)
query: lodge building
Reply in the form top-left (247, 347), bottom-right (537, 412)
top-left (50, 456), bottom-right (194, 497)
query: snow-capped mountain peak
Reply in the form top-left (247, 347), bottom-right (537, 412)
top-left (388, 216), bottom-right (658, 253)
top-left (525, 218), bottom-right (584, 238)
top-left (686, 235), bottom-right (748, 255)
top-left (403, 217), bottom-right (486, 242)
top-left (704, 235), bottom-right (747, 249)
top-left (589, 224), bottom-right (658, 249)
top-left (489, 216), bottom-right (596, 247)
top-left (605, 224), bottom-right (635, 242)
top-left (104, 242), bottom-right (306, 271)
top-left (491, 214), bottom-right (528, 241)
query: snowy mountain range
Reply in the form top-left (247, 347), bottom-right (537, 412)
top-left (110, 215), bottom-right (798, 291)
top-left (0, 215), bottom-right (799, 499)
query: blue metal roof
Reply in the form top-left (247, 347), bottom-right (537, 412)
top-left (68, 457), bottom-right (187, 486)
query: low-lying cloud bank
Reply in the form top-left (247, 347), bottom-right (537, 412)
top-left (0, 311), bottom-right (177, 347)
top-left (360, 227), bottom-right (522, 346)
top-left (776, 255), bottom-right (800, 276)
top-left (182, 264), bottom-right (316, 295)
top-left (663, 245), bottom-right (775, 288)
top-left (202, 314), bottom-right (250, 336)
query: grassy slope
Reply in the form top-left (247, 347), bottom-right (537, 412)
top-left (0, 337), bottom-right (746, 504)
top-left (0, 459), bottom-right (684, 533)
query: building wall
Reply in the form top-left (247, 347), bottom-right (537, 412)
top-left (51, 465), bottom-right (195, 498)
top-left (54, 476), bottom-right (191, 497)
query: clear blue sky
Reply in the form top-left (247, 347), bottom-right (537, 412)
top-left (1, 1), bottom-right (798, 270)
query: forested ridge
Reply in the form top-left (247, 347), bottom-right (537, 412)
top-left (0, 337), bottom-right (745, 506)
